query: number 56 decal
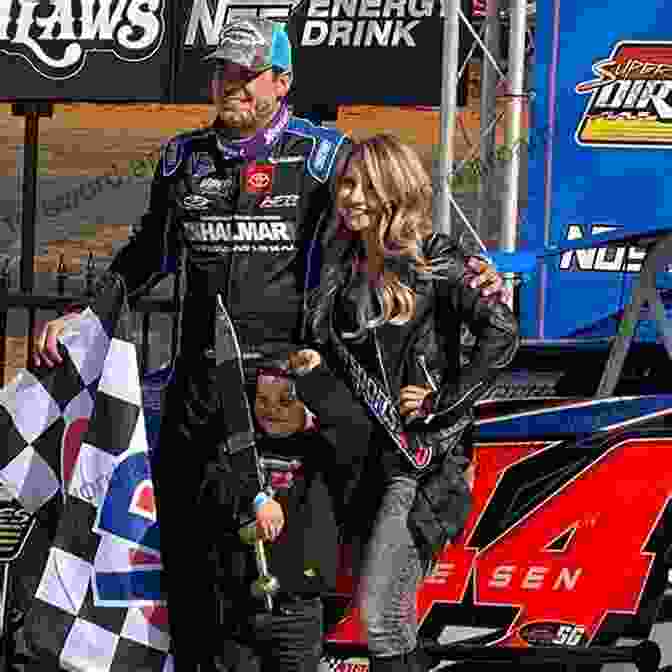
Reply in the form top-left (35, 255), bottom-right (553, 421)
top-left (553, 624), bottom-right (586, 646)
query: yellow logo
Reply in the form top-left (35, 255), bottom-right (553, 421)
top-left (575, 41), bottom-right (672, 147)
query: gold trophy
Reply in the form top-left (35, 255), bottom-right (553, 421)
top-left (238, 522), bottom-right (280, 612)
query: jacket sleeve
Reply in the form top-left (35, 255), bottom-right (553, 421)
top-left (413, 235), bottom-right (520, 431)
top-left (104, 155), bottom-right (177, 305)
top-left (293, 357), bottom-right (371, 468)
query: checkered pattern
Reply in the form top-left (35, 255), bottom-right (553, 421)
top-left (0, 306), bottom-right (109, 513)
top-left (0, 276), bottom-right (172, 672)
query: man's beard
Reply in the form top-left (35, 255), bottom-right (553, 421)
top-left (218, 96), bottom-right (277, 136)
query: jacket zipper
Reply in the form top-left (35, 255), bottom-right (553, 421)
top-left (417, 354), bottom-right (438, 392)
top-left (373, 329), bottom-right (393, 397)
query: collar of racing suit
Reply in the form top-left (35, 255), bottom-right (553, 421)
top-left (211, 100), bottom-right (290, 161)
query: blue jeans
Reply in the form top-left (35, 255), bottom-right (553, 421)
top-left (358, 477), bottom-right (425, 658)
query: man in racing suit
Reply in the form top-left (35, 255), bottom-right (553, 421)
top-left (33, 17), bottom-right (508, 672)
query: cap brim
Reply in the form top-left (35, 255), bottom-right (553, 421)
top-left (203, 50), bottom-right (272, 70)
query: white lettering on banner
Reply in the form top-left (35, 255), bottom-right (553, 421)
top-left (301, 19), bottom-right (420, 46)
top-left (305, 0), bottom-right (433, 17)
top-left (124, 0), bottom-right (162, 49)
top-left (558, 224), bottom-right (665, 273)
top-left (184, 0), bottom-right (434, 48)
top-left (185, 0), bottom-right (299, 46)
top-left (0, 0), bottom-right (164, 79)
top-left (0, 1), bottom-right (11, 40)
top-left (80, 0), bottom-right (127, 40)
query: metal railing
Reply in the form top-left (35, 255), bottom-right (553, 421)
top-left (0, 252), bottom-right (178, 387)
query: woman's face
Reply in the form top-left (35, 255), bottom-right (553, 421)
top-left (336, 156), bottom-right (382, 234)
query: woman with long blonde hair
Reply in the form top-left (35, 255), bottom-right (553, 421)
top-left (305, 134), bottom-right (519, 671)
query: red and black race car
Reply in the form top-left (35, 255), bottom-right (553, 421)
top-left (320, 388), bottom-right (672, 671)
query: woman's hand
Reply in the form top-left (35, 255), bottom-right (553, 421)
top-left (465, 256), bottom-right (512, 303)
top-left (256, 499), bottom-right (285, 542)
top-left (399, 385), bottom-right (433, 418)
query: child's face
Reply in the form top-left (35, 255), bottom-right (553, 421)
top-left (254, 375), bottom-right (305, 436)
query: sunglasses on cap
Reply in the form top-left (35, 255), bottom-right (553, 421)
top-left (212, 61), bottom-right (273, 82)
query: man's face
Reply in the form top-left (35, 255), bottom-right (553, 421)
top-left (211, 62), bottom-right (290, 135)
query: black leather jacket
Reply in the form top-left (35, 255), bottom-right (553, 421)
top-left (305, 230), bottom-right (520, 478)
top-left (403, 233), bottom-right (520, 437)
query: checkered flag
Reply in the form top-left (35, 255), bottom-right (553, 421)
top-left (0, 280), bottom-right (118, 513)
top-left (0, 274), bottom-right (172, 672)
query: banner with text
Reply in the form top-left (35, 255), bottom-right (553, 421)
top-left (174, 0), bottom-right (472, 106)
top-left (0, 0), bottom-right (173, 101)
top-left (521, 0), bottom-right (672, 339)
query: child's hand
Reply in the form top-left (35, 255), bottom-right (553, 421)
top-left (288, 349), bottom-right (321, 373)
top-left (256, 499), bottom-right (285, 542)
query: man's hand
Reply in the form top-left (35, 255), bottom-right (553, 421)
top-left (465, 256), bottom-right (512, 304)
top-left (399, 385), bottom-right (433, 419)
top-left (33, 312), bottom-right (81, 368)
top-left (256, 499), bottom-right (285, 542)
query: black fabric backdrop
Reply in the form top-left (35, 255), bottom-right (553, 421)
top-left (1, 0), bottom-right (472, 106)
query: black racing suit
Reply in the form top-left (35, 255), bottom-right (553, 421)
top-left (104, 116), bottom-right (373, 671)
